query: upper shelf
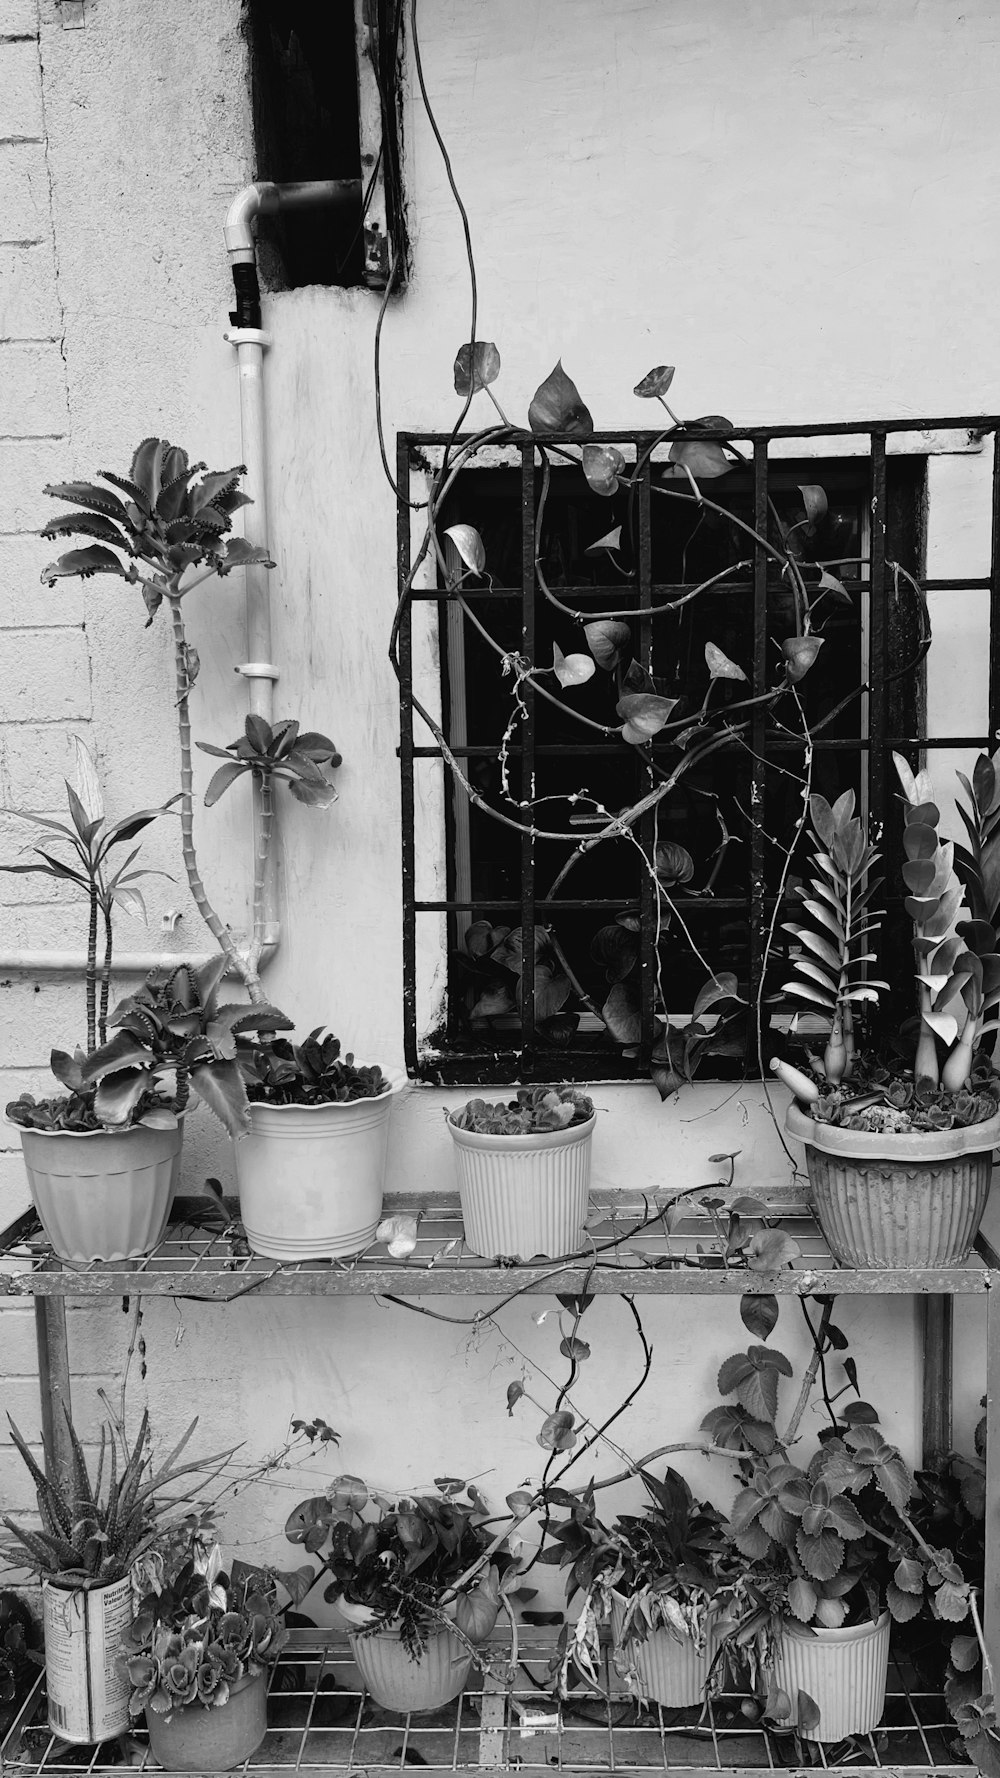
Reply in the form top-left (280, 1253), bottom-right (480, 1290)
top-left (0, 1193), bottom-right (996, 1301)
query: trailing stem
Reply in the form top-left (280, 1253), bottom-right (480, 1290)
top-left (99, 901), bottom-right (114, 1047)
top-left (85, 879), bottom-right (98, 1054)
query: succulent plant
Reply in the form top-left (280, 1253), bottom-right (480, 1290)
top-left (239, 1029), bottom-right (389, 1106)
top-left (448, 1084), bottom-right (594, 1135)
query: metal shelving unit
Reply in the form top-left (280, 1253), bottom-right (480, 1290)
top-left (1, 1188), bottom-right (997, 1776)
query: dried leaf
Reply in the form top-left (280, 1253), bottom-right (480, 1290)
top-left (705, 641), bottom-right (747, 682)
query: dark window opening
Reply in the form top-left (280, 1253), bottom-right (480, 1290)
top-left (398, 423), bottom-right (999, 1086)
top-left (243, 0), bottom-right (406, 290)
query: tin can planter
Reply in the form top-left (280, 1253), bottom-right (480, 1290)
top-left (771, 1612), bottom-right (890, 1743)
top-left (348, 1624), bottom-right (473, 1713)
top-left (16, 1122), bottom-right (182, 1264)
top-left (447, 1115), bottom-right (594, 1260)
top-left (610, 1595), bottom-right (713, 1707)
top-left (786, 1104), bottom-right (1000, 1268)
top-left (144, 1670), bottom-right (267, 1771)
top-left (235, 1073), bottom-right (407, 1260)
top-left (41, 1576), bottom-right (134, 1743)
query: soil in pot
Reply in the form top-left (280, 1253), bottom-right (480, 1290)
top-left (770, 1612), bottom-right (890, 1742)
top-left (144, 1670), bottom-right (268, 1771)
top-left (348, 1625), bottom-right (473, 1713)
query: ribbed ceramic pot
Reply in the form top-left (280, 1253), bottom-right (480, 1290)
top-left (16, 1121), bottom-right (182, 1263)
top-left (771, 1613), bottom-right (890, 1743)
top-left (786, 1104), bottom-right (1000, 1268)
top-left (610, 1596), bottom-right (714, 1707)
top-left (348, 1624), bottom-right (473, 1713)
top-left (235, 1072), bottom-right (407, 1260)
top-left (447, 1115), bottom-right (594, 1260)
top-left (144, 1670), bottom-right (268, 1771)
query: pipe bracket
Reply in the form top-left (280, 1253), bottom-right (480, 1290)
top-left (235, 661), bottom-right (280, 682)
top-left (225, 328), bottom-right (271, 350)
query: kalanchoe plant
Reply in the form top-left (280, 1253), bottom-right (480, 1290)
top-left (118, 1534), bottom-right (290, 1719)
top-left (6, 957), bottom-right (291, 1137)
top-left (538, 1469), bottom-right (735, 1698)
top-left (1, 1408), bottom-right (231, 1586)
top-left (39, 442), bottom-right (342, 1001)
top-left (775, 750), bottom-right (1000, 1127)
top-left (285, 1475), bottom-right (512, 1662)
top-left (448, 1085), bottom-right (594, 1135)
top-left (240, 1030), bottom-right (389, 1106)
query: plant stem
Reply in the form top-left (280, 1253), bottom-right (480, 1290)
top-left (782, 1298), bottom-right (835, 1444)
top-left (248, 769), bottom-right (273, 977)
top-left (168, 594), bottom-right (249, 992)
top-left (99, 899), bottom-right (113, 1046)
top-left (85, 881), bottom-right (98, 1053)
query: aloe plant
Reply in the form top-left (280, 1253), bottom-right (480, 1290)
top-left (781, 790), bottom-right (887, 1085)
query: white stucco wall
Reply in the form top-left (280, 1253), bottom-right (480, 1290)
top-left (2, 0), bottom-right (999, 1581)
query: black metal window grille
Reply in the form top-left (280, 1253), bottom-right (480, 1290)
top-left (397, 418), bottom-right (1000, 1085)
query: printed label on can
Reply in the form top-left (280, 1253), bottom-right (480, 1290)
top-left (42, 1577), bottom-right (133, 1743)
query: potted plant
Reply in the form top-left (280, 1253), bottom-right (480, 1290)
top-left (0, 1408), bottom-right (229, 1744)
top-left (234, 1030), bottom-right (406, 1259)
top-left (118, 1533), bottom-right (288, 1771)
top-left (446, 1085), bottom-right (596, 1259)
top-left (0, 1593), bottom-right (40, 1742)
top-left (6, 956), bottom-right (289, 1263)
top-left (704, 1298), bottom-right (980, 1743)
top-left (538, 1468), bottom-right (733, 1707)
top-left (284, 1475), bottom-right (509, 1712)
top-left (774, 755), bottom-right (1000, 1267)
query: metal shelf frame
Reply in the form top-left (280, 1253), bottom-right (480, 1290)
top-left (1, 1189), bottom-right (997, 1777)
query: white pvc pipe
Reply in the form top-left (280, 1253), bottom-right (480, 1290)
top-left (0, 951), bottom-right (216, 975)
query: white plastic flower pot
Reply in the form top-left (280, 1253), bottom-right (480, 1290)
top-left (235, 1072), bottom-right (407, 1260)
top-left (787, 1104), bottom-right (1000, 1268)
top-left (42, 1576), bottom-right (134, 1743)
top-left (771, 1612), bottom-right (890, 1743)
top-left (610, 1595), bottom-right (714, 1707)
top-left (16, 1121), bottom-right (182, 1264)
top-left (144, 1670), bottom-right (267, 1771)
top-left (348, 1623), bottom-right (472, 1713)
top-left (447, 1114), bottom-right (594, 1259)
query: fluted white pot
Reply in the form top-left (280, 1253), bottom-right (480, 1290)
top-left (447, 1114), bottom-right (594, 1259)
top-left (16, 1121), bottom-right (182, 1263)
top-left (348, 1623), bottom-right (472, 1712)
top-left (610, 1595), bottom-right (714, 1707)
top-left (235, 1073), bottom-right (406, 1259)
top-left (771, 1612), bottom-right (890, 1742)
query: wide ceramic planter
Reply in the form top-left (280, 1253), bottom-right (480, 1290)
top-left (786, 1103), bottom-right (1000, 1268)
top-left (610, 1595), bottom-right (713, 1707)
top-left (17, 1122), bottom-right (182, 1264)
top-left (42, 1576), bottom-right (134, 1743)
top-left (235, 1072), bottom-right (407, 1260)
top-left (348, 1623), bottom-right (472, 1713)
top-left (771, 1612), bottom-right (890, 1743)
top-left (447, 1114), bottom-right (594, 1259)
top-left (144, 1670), bottom-right (267, 1771)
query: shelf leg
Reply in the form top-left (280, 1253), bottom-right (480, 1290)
top-left (921, 1296), bottom-right (953, 1461)
top-left (985, 1284), bottom-right (1000, 1680)
top-left (33, 1292), bottom-right (73, 1495)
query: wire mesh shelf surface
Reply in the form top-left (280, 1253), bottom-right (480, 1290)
top-left (0, 1629), bottom-right (974, 1778)
top-left (0, 1193), bottom-right (996, 1300)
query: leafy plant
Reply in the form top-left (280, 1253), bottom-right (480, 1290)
top-left (39, 442), bottom-right (341, 1002)
top-left (118, 1535), bottom-right (290, 1719)
top-left (0, 740), bottom-right (172, 1052)
top-left (1, 1409), bottom-right (231, 1586)
top-left (448, 1085), bottom-right (594, 1135)
top-left (284, 1475), bottom-right (512, 1661)
top-left (240, 1029), bottom-right (389, 1107)
top-left (6, 957), bottom-right (290, 1137)
top-left (0, 1593), bottom-right (39, 1708)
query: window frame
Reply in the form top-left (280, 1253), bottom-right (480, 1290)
top-left (397, 418), bottom-right (1000, 1085)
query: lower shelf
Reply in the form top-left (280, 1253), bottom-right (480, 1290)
top-left (0, 1628), bottom-right (973, 1778)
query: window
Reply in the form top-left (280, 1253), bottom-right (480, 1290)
top-left (243, 0), bottom-right (406, 290)
top-left (397, 421), bottom-right (1000, 1085)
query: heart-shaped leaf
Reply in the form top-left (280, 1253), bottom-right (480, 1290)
top-left (665, 439), bottom-right (732, 480)
top-left (782, 635), bottom-right (824, 682)
top-left (552, 642), bottom-right (596, 688)
top-left (444, 524), bottom-right (486, 576)
top-left (602, 979), bottom-right (642, 1043)
top-left (537, 1410), bottom-right (576, 1452)
top-left (581, 444), bottom-right (625, 496)
top-left (740, 1294), bottom-right (779, 1341)
top-left (584, 525), bottom-right (623, 557)
top-left (528, 362), bottom-right (593, 438)
top-left (705, 641), bottom-right (747, 682)
top-left (633, 365), bottom-right (675, 399)
top-left (453, 340), bottom-right (501, 396)
top-left (817, 567), bottom-right (852, 602)
top-left (617, 692), bottom-right (678, 744)
top-left (798, 484), bottom-right (828, 525)
top-left (584, 619), bottom-right (631, 669)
